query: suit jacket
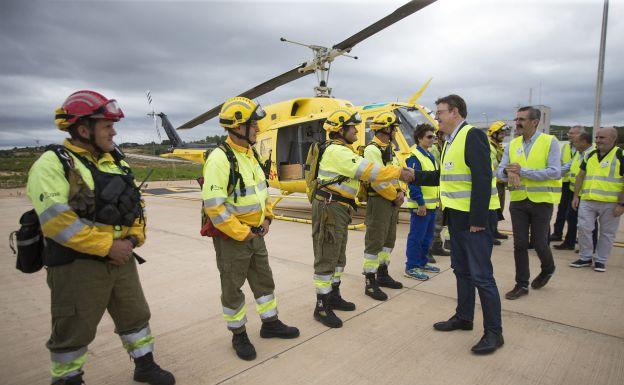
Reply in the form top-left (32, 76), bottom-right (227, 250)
top-left (411, 122), bottom-right (493, 230)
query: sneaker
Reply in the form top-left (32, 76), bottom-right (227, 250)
top-left (420, 264), bottom-right (440, 273)
top-left (404, 268), bottom-right (429, 281)
top-left (569, 258), bottom-right (592, 268)
top-left (427, 253), bottom-right (437, 264)
top-left (594, 262), bottom-right (606, 272)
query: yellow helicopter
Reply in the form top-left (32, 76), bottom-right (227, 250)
top-left (164, 0), bottom-right (439, 196)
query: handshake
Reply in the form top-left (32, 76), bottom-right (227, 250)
top-left (399, 167), bottom-right (416, 183)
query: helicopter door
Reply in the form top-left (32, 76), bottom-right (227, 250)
top-left (276, 119), bottom-right (325, 180)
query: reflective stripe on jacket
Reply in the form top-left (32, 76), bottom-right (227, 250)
top-left (581, 146), bottom-right (624, 202)
top-left (508, 133), bottom-right (562, 204)
top-left (26, 139), bottom-right (146, 257)
top-left (318, 141), bottom-right (401, 200)
top-left (202, 137), bottom-right (273, 241)
top-left (363, 136), bottom-right (401, 201)
top-left (406, 146), bottom-right (439, 209)
top-left (439, 125), bottom-right (499, 212)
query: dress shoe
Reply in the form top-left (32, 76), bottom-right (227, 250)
top-left (471, 332), bottom-right (504, 355)
top-left (554, 243), bottom-right (574, 250)
top-left (505, 285), bottom-right (528, 300)
top-left (433, 315), bottom-right (473, 331)
top-left (493, 238), bottom-right (502, 246)
top-left (531, 270), bottom-right (554, 289)
top-left (494, 231), bottom-right (509, 240)
top-left (549, 234), bottom-right (563, 242)
top-left (430, 245), bottom-right (450, 257)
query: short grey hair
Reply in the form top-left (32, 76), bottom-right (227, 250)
top-left (518, 106), bottom-right (541, 121)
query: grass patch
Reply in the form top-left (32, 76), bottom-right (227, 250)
top-left (0, 151), bottom-right (203, 188)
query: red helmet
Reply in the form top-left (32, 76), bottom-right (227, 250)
top-left (54, 90), bottom-right (124, 131)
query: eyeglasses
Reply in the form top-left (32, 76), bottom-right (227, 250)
top-left (425, 135), bottom-right (436, 139)
top-left (435, 109), bottom-right (449, 117)
top-left (595, 136), bottom-right (607, 139)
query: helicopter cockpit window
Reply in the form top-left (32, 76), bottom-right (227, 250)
top-left (396, 107), bottom-right (433, 148)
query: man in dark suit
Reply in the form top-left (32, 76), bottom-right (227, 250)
top-left (411, 94), bottom-right (503, 355)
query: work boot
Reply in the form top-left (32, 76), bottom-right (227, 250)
top-left (364, 273), bottom-right (388, 301)
top-left (231, 331), bottom-right (257, 361)
top-left (376, 264), bottom-right (403, 289)
top-left (328, 282), bottom-right (356, 311)
top-left (133, 352), bottom-right (176, 385)
top-left (430, 244), bottom-right (450, 256)
top-left (260, 319), bottom-right (300, 339)
top-left (314, 293), bottom-right (343, 328)
top-left (51, 372), bottom-right (84, 385)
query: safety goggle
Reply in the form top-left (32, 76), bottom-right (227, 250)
top-left (343, 112), bottom-right (362, 126)
top-left (90, 99), bottom-right (124, 121)
top-left (250, 104), bottom-right (267, 122)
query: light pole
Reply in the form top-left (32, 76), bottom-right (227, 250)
top-left (482, 112), bottom-right (489, 127)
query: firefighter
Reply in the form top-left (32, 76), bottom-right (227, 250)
top-left (201, 97), bottom-right (300, 361)
top-left (27, 90), bottom-right (174, 385)
top-left (487, 120), bottom-right (511, 242)
top-left (312, 107), bottom-right (414, 328)
top-left (361, 111), bottom-right (405, 301)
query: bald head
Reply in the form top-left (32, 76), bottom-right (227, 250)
top-left (595, 126), bottom-right (618, 154)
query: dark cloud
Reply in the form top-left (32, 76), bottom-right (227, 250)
top-left (1, 0), bottom-right (622, 147)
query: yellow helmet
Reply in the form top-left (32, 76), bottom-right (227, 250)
top-left (219, 97), bottom-right (266, 129)
top-left (488, 120), bottom-right (509, 136)
top-left (323, 108), bottom-right (362, 132)
top-left (370, 111), bottom-right (400, 131)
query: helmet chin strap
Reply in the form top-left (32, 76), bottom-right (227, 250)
top-left (338, 127), bottom-right (355, 145)
top-left (75, 119), bottom-right (105, 156)
top-left (229, 122), bottom-right (256, 146)
top-left (377, 127), bottom-right (394, 142)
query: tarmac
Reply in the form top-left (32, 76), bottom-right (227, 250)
top-left (1, 180), bottom-right (623, 385)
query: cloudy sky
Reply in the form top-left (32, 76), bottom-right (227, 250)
top-left (1, 0), bottom-right (622, 147)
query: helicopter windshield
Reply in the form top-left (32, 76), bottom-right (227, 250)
top-left (395, 107), bottom-right (435, 147)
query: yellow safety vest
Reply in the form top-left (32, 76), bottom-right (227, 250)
top-left (569, 144), bottom-right (595, 192)
top-left (407, 147), bottom-right (439, 209)
top-left (560, 142), bottom-right (574, 183)
top-left (581, 146), bottom-right (624, 203)
top-left (202, 137), bottom-right (271, 241)
top-left (439, 124), bottom-right (499, 212)
top-left (508, 133), bottom-right (562, 204)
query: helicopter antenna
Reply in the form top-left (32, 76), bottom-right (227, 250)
top-left (146, 90), bottom-right (162, 142)
top-left (280, 37), bottom-right (357, 97)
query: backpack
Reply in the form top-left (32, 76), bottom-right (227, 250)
top-left (304, 140), bottom-right (348, 203)
top-left (10, 146), bottom-right (73, 273)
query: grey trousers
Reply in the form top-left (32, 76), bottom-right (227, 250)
top-left (577, 200), bottom-right (622, 264)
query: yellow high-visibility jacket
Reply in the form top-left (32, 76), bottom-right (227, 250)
top-left (26, 139), bottom-right (146, 257)
top-left (318, 140), bottom-right (401, 201)
top-left (202, 137), bottom-right (273, 241)
top-left (363, 136), bottom-right (401, 201)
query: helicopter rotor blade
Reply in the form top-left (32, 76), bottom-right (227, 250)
top-left (177, 63), bottom-right (308, 130)
top-left (332, 0), bottom-right (437, 52)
